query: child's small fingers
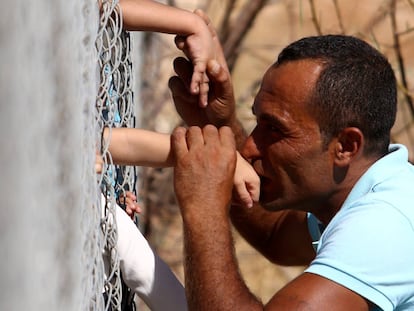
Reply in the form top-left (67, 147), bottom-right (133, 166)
top-left (126, 206), bottom-right (133, 217)
top-left (135, 205), bottom-right (142, 214)
top-left (198, 86), bottom-right (209, 107)
top-left (199, 92), bottom-right (208, 108)
top-left (126, 198), bottom-right (138, 209)
top-left (125, 192), bottom-right (137, 201)
top-left (241, 196), bottom-right (253, 209)
top-left (192, 62), bottom-right (208, 94)
top-left (95, 162), bottom-right (103, 174)
top-left (248, 187), bottom-right (260, 203)
top-left (239, 198), bottom-right (253, 209)
top-left (191, 80), bottom-right (200, 95)
top-left (234, 184), bottom-right (254, 209)
top-left (95, 152), bottom-right (104, 174)
top-left (198, 73), bottom-right (209, 107)
top-left (246, 177), bottom-right (260, 203)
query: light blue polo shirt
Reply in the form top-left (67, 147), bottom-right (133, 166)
top-left (306, 144), bottom-right (414, 310)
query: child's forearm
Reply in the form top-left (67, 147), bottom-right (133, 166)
top-left (119, 0), bottom-right (204, 35)
top-left (103, 127), bottom-right (174, 167)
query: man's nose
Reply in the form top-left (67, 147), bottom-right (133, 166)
top-left (240, 130), bottom-right (261, 162)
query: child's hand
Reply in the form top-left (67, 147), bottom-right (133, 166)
top-left (95, 151), bottom-right (104, 174)
top-left (174, 13), bottom-right (215, 108)
top-left (118, 191), bottom-right (142, 219)
top-left (191, 63), bottom-right (209, 109)
top-left (233, 152), bottom-right (260, 209)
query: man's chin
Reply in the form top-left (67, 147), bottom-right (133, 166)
top-left (260, 196), bottom-right (306, 212)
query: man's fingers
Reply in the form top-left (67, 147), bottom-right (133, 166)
top-left (206, 59), bottom-right (235, 104)
top-left (198, 73), bottom-right (210, 107)
top-left (173, 57), bottom-right (193, 90)
top-left (168, 75), bottom-right (186, 95)
top-left (202, 124), bottom-right (219, 146)
top-left (169, 76), bottom-right (206, 126)
top-left (207, 59), bottom-right (229, 85)
top-left (218, 126), bottom-right (236, 150)
top-left (171, 127), bottom-right (189, 161)
top-left (186, 126), bottom-right (204, 148)
top-left (174, 35), bottom-right (186, 51)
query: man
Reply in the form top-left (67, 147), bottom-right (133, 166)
top-left (169, 15), bottom-right (414, 311)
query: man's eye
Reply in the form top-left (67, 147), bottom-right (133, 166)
top-left (268, 124), bottom-right (280, 132)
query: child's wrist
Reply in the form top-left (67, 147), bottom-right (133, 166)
top-left (190, 11), bottom-right (209, 34)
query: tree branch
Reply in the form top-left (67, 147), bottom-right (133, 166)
top-left (221, 0), bottom-right (269, 72)
top-left (390, 0), bottom-right (414, 116)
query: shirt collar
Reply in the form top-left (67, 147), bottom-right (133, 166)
top-left (341, 144), bottom-right (408, 209)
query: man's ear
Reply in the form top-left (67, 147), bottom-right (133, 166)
top-left (333, 127), bottom-right (364, 167)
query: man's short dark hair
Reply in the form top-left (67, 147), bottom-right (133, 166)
top-left (277, 35), bottom-right (397, 156)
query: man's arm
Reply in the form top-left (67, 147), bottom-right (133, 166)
top-left (172, 125), bottom-right (262, 310)
top-left (230, 205), bottom-right (315, 266)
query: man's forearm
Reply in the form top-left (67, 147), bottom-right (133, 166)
top-left (230, 206), bottom-right (315, 266)
top-left (182, 207), bottom-right (263, 311)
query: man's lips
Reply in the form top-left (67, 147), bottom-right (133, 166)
top-left (251, 160), bottom-right (276, 190)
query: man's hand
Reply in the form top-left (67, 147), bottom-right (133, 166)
top-left (169, 57), bottom-right (236, 128)
top-left (170, 9), bottom-right (236, 128)
top-left (172, 125), bottom-right (237, 218)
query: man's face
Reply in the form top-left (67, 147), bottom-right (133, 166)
top-left (241, 59), bottom-right (336, 212)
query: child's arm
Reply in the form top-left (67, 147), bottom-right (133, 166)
top-left (119, 0), bottom-right (205, 34)
top-left (233, 152), bottom-right (260, 209)
top-left (103, 128), bottom-right (259, 208)
top-left (103, 127), bottom-right (173, 167)
top-left (118, 0), bottom-right (214, 107)
top-left (95, 149), bottom-right (140, 218)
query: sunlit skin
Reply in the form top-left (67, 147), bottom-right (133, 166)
top-left (241, 59), bottom-right (361, 224)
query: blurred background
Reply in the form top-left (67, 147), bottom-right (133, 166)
top-left (2, 0), bottom-right (412, 310)
top-left (135, 0), bottom-right (414, 307)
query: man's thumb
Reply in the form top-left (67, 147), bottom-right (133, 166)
top-left (206, 59), bottom-right (233, 96)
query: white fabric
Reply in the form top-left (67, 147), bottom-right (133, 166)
top-left (102, 195), bottom-right (188, 310)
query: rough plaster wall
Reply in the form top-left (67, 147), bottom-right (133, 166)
top-left (0, 0), bottom-right (99, 310)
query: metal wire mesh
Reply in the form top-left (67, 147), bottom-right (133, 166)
top-left (95, 0), bottom-right (136, 309)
